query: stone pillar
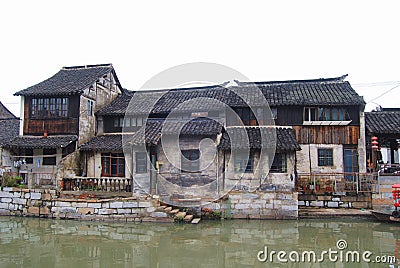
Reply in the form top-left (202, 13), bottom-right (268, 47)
top-left (358, 111), bottom-right (367, 173)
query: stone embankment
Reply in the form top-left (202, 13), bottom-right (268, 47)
top-left (0, 187), bottom-right (172, 222)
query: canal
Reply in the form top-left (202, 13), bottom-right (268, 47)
top-left (0, 217), bottom-right (399, 267)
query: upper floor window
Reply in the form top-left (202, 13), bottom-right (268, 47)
top-left (304, 107), bottom-right (349, 122)
top-left (87, 100), bottom-right (94, 116)
top-left (114, 116), bottom-right (145, 128)
top-left (31, 97), bottom-right (68, 118)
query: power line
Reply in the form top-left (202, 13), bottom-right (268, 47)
top-left (353, 81), bottom-right (400, 87)
top-left (366, 84), bottom-right (400, 104)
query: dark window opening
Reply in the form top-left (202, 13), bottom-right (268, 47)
top-left (43, 148), bottom-right (56, 166)
top-left (234, 151), bottom-right (255, 173)
top-left (101, 153), bottom-right (125, 177)
top-left (318, 149), bottom-right (333, 166)
top-left (135, 152), bottom-right (148, 173)
top-left (181, 149), bottom-right (200, 172)
top-left (22, 149), bottom-right (33, 164)
top-left (270, 153), bottom-right (287, 173)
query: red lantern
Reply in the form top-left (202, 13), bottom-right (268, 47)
top-left (371, 136), bottom-right (379, 150)
top-left (395, 202), bottom-right (399, 208)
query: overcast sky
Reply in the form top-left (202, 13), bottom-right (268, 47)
top-left (1, 1), bottom-right (400, 116)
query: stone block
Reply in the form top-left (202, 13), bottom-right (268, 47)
top-left (110, 202), bottom-right (124, 209)
top-left (71, 202), bottom-right (88, 208)
top-left (122, 202), bottom-right (138, 208)
top-left (56, 201), bottom-right (71, 207)
top-left (30, 193), bottom-right (41, 200)
top-left (101, 203), bottom-right (110, 208)
top-left (13, 192), bottom-right (21, 198)
top-left (42, 194), bottom-right (52, 201)
top-left (250, 203), bottom-right (262, 209)
top-left (78, 207), bottom-right (95, 215)
top-left (0, 209), bottom-right (9, 215)
top-left (146, 207), bottom-right (155, 213)
top-left (138, 201), bottom-right (151, 208)
top-left (117, 208), bottom-right (131, 214)
top-left (1, 198), bottom-right (12, 203)
top-left (40, 207), bottom-right (50, 215)
top-left (98, 209), bottom-right (116, 215)
top-left (0, 202), bottom-right (9, 209)
top-left (151, 212), bottom-right (167, 218)
top-left (24, 193), bottom-right (31, 199)
top-left (234, 203), bottom-right (250, 210)
top-left (327, 202), bottom-right (339, 208)
top-left (2, 187), bottom-right (13, 192)
top-left (58, 207), bottom-right (77, 214)
top-left (242, 193), bottom-right (259, 200)
top-left (13, 198), bottom-right (27, 205)
top-left (298, 201), bottom-right (306, 206)
top-left (352, 202), bottom-right (369, 209)
top-left (0, 191), bottom-right (13, 198)
top-left (281, 205), bottom-right (298, 211)
top-left (87, 203), bottom-right (101, 209)
top-left (28, 206), bottom-right (40, 215)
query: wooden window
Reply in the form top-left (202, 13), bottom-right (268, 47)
top-left (135, 152), bottom-right (148, 173)
top-left (270, 153), bottom-right (287, 173)
top-left (306, 107), bottom-right (349, 122)
top-left (234, 151), bottom-right (255, 173)
top-left (318, 149), bottom-right (333, 166)
top-left (101, 153), bottom-right (125, 177)
top-left (304, 107), bottom-right (317, 121)
top-left (181, 149), bottom-right (200, 172)
top-left (43, 149), bottom-right (56, 166)
top-left (31, 97), bottom-right (69, 118)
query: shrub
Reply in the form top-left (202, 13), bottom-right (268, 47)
top-left (1, 174), bottom-right (23, 187)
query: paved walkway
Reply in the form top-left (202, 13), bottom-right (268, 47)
top-left (299, 208), bottom-right (374, 219)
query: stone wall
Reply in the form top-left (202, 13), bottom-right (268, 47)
top-left (0, 187), bottom-right (169, 222)
top-left (204, 190), bottom-right (298, 219)
top-left (298, 193), bottom-right (372, 209)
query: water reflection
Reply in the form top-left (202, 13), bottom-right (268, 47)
top-left (0, 217), bottom-right (399, 267)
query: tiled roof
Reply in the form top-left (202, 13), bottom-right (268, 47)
top-left (129, 118), bottom-right (224, 145)
top-left (14, 64), bottom-right (119, 96)
top-left (365, 111), bottom-right (400, 135)
top-left (0, 102), bottom-right (18, 119)
top-left (5, 135), bottom-right (77, 149)
top-left (97, 90), bottom-right (134, 115)
top-left (80, 134), bottom-right (131, 151)
top-left (0, 102), bottom-right (20, 146)
top-left (0, 119), bottom-right (19, 146)
top-left (97, 75), bottom-right (364, 116)
top-left (218, 127), bottom-right (301, 152)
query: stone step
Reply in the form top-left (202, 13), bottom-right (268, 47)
top-left (164, 207), bottom-right (173, 212)
top-left (170, 209), bottom-right (180, 214)
top-left (160, 205), bottom-right (167, 209)
top-left (184, 214), bottom-right (193, 222)
top-left (175, 211), bottom-right (187, 218)
top-left (191, 218), bottom-right (201, 224)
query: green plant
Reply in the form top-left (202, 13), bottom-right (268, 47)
top-left (212, 210), bottom-right (222, 219)
top-left (1, 174), bottom-right (23, 187)
top-left (174, 215), bottom-right (184, 223)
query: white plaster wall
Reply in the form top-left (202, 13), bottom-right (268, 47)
top-left (296, 144), bottom-right (344, 173)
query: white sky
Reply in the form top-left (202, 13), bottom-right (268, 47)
top-left (1, 0), bottom-right (400, 117)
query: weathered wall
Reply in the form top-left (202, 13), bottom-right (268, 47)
top-left (296, 144), bottom-right (343, 173)
top-left (298, 193), bottom-right (372, 209)
top-left (202, 191), bottom-right (298, 219)
top-left (0, 187), bottom-right (169, 222)
top-left (85, 151), bottom-right (131, 180)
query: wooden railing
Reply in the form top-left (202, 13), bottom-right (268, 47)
top-left (296, 172), bottom-right (378, 194)
top-left (62, 177), bottom-right (132, 192)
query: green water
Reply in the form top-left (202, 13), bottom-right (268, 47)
top-left (0, 217), bottom-right (399, 268)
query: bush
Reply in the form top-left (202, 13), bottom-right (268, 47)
top-left (1, 174), bottom-right (23, 187)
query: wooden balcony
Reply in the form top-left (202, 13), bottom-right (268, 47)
top-left (24, 118), bottom-right (79, 135)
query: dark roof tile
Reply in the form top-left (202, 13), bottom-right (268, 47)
top-left (5, 135), bottom-right (77, 149)
top-left (365, 111), bottom-right (400, 135)
top-left (14, 64), bottom-right (117, 96)
top-left (218, 127), bottom-right (300, 152)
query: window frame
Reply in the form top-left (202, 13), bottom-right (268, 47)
top-left (135, 152), bottom-right (148, 174)
top-left (101, 153), bottom-right (125, 177)
top-left (270, 153), bottom-right (287, 173)
top-left (318, 148), bottom-right (334, 166)
top-left (31, 97), bottom-right (69, 119)
top-left (234, 151), bottom-right (255, 173)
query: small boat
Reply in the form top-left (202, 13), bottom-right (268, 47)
top-left (371, 210), bottom-right (393, 222)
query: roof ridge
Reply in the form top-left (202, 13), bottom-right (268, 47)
top-left (62, 63), bottom-right (112, 70)
top-left (235, 74), bottom-right (348, 86)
